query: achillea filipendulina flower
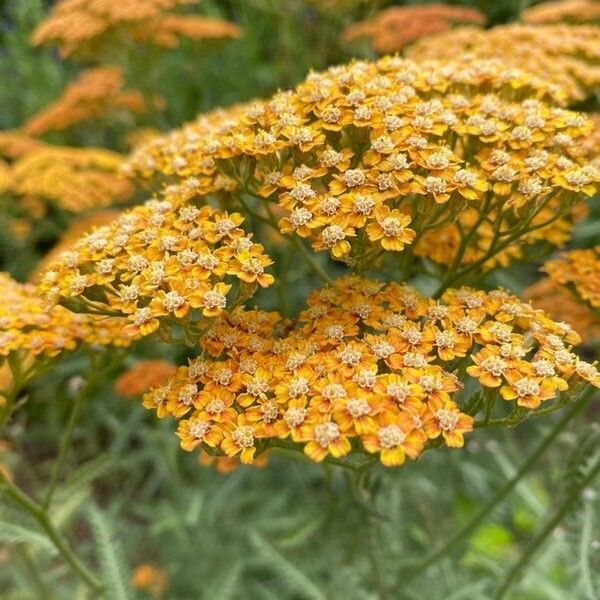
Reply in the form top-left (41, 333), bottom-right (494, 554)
top-left (115, 360), bottom-right (177, 397)
top-left (522, 0), bottom-right (600, 24)
top-left (124, 57), bottom-right (598, 267)
top-left (23, 67), bottom-right (161, 137)
top-left (38, 194), bottom-right (274, 339)
top-left (543, 246), bottom-right (600, 309)
top-left (8, 146), bottom-right (134, 213)
top-left (341, 4), bottom-right (486, 53)
top-left (31, 0), bottom-right (241, 58)
top-left (407, 24), bottom-right (600, 103)
top-left (142, 276), bottom-right (600, 468)
top-left (131, 564), bottom-right (169, 598)
top-left (524, 277), bottom-right (600, 344)
top-left (0, 273), bottom-right (130, 367)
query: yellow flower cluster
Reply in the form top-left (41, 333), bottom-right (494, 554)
top-left (142, 276), bottom-right (600, 467)
top-left (524, 277), bottom-right (600, 344)
top-left (38, 193), bottom-right (274, 338)
top-left (0, 273), bottom-right (129, 362)
top-left (125, 57), bottom-right (598, 268)
top-left (7, 146), bottom-right (134, 214)
top-left (23, 67), bottom-right (161, 137)
top-left (522, 0), bottom-right (600, 24)
top-left (341, 4), bottom-right (486, 53)
top-left (407, 24), bottom-right (600, 103)
top-left (543, 246), bottom-right (600, 310)
top-left (31, 0), bottom-right (241, 58)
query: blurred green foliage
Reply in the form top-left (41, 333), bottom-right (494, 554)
top-left (0, 1), bottom-right (599, 599)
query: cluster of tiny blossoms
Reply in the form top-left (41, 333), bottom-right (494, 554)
top-left (38, 192), bottom-right (274, 338)
top-left (407, 24), bottom-right (600, 104)
top-left (341, 4), bottom-right (486, 53)
top-left (30, 0), bottom-right (241, 58)
top-left (142, 276), bottom-right (600, 467)
top-left (22, 67), bottom-right (159, 137)
top-left (543, 246), bottom-right (600, 310)
top-left (7, 146), bottom-right (134, 214)
top-left (0, 273), bottom-right (130, 362)
top-left (125, 57), bottom-right (598, 268)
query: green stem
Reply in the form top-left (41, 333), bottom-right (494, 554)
top-left (493, 455), bottom-right (600, 599)
top-left (0, 473), bottom-right (103, 594)
top-left (350, 472), bottom-right (390, 600)
top-left (434, 206), bottom-right (564, 296)
top-left (399, 390), bottom-right (592, 583)
top-left (42, 390), bottom-right (85, 510)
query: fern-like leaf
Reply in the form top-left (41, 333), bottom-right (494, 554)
top-left (88, 504), bottom-right (131, 600)
top-left (249, 531), bottom-right (326, 600)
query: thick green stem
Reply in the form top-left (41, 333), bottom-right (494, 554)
top-left (493, 455), bottom-right (600, 599)
top-left (0, 473), bottom-right (103, 594)
top-left (399, 390), bottom-right (592, 583)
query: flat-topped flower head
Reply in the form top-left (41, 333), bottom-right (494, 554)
top-left (38, 194), bottom-right (274, 339)
top-left (125, 56), bottom-right (598, 268)
top-left (31, 0), bottom-right (241, 58)
top-left (142, 276), bottom-right (599, 469)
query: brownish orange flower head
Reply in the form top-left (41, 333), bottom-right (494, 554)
top-left (115, 360), bottom-right (177, 397)
top-left (522, 0), bottom-right (600, 24)
top-left (23, 67), bottom-right (162, 137)
top-left (131, 564), bottom-right (169, 598)
top-left (342, 4), bottom-right (486, 53)
top-left (31, 0), bottom-right (241, 58)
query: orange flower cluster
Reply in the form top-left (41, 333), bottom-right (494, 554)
top-left (522, 0), bottom-right (600, 24)
top-left (31, 0), bottom-right (241, 58)
top-left (0, 273), bottom-right (129, 363)
top-left (23, 67), bottom-right (160, 137)
top-left (543, 246), bottom-right (600, 309)
top-left (131, 564), bottom-right (169, 598)
top-left (341, 4), bottom-right (486, 53)
top-left (125, 57), bottom-right (598, 267)
top-left (38, 193), bottom-right (274, 338)
top-left (7, 146), bottom-right (134, 213)
top-left (524, 277), bottom-right (600, 344)
top-left (406, 24), bottom-right (600, 103)
top-left (142, 276), bottom-right (600, 468)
